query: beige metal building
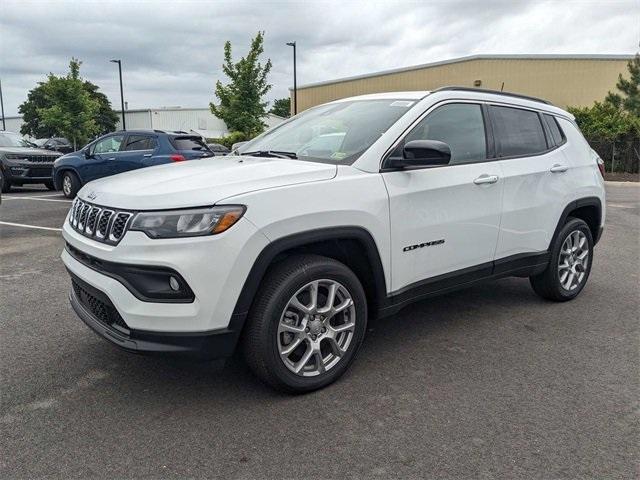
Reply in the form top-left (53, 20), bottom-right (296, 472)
top-left (292, 54), bottom-right (633, 111)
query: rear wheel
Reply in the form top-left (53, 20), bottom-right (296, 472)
top-left (0, 170), bottom-right (10, 193)
top-left (530, 217), bottom-right (593, 301)
top-left (242, 254), bottom-right (367, 393)
top-left (61, 171), bottom-right (80, 198)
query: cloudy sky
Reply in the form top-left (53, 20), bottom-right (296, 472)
top-left (1, 0), bottom-right (638, 116)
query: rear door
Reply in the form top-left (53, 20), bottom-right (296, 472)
top-left (118, 134), bottom-right (158, 172)
top-left (382, 101), bottom-right (504, 293)
top-left (491, 106), bottom-right (574, 260)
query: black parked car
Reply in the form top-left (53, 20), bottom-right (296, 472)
top-left (206, 142), bottom-right (230, 156)
top-left (34, 137), bottom-right (74, 154)
top-left (0, 131), bottom-right (62, 192)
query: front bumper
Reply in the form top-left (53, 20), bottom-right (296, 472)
top-left (69, 272), bottom-right (240, 359)
top-left (2, 163), bottom-right (54, 182)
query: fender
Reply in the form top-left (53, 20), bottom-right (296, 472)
top-left (549, 196), bottom-right (603, 248)
top-left (54, 166), bottom-right (83, 190)
top-left (229, 226), bottom-right (388, 332)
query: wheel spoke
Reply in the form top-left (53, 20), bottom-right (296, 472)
top-left (293, 347), bottom-right (314, 373)
top-left (326, 336), bottom-right (346, 357)
top-left (314, 350), bottom-right (326, 374)
top-left (331, 321), bottom-right (355, 334)
top-left (318, 283), bottom-right (337, 314)
top-left (280, 336), bottom-right (303, 356)
top-left (291, 296), bottom-right (313, 314)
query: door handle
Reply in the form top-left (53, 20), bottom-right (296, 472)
top-left (107, 157), bottom-right (116, 161)
top-left (550, 164), bottom-right (568, 173)
top-left (473, 174), bottom-right (499, 185)
top-left (143, 153), bottom-right (152, 157)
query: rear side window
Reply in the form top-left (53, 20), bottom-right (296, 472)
top-left (543, 114), bottom-right (565, 146)
top-left (171, 136), bottom-right (209, 151)
top-left (401, 103), bottom-right (487, 164)
top-left (124, 135), bottom-right (156, 151)
top-left (491, 106), bottom-right (547, 157)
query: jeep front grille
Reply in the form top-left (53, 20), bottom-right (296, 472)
top-left (69, 198), bottom-right (133, 245)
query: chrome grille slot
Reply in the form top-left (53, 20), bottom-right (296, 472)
top-left (85, 207), bottom-right (101, 235)
top-left (96, 210), bottom-right (113, 239)
top-left (67, 199), bottom-right (134, 245)
top-left (109, 213), bottom-right (132, 242)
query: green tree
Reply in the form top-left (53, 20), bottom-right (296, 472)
top-left (19, 64), bottom-right (117, 140)
top-left (270, 97), bottom-right (291, 118)
top-left (605, 54), bottom-right (640, 116)
top-left (210, 32), bottom-right (273, 137)
top-left (35, 59), bottom-right (101, 149)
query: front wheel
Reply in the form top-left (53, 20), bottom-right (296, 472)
top-left (530, 217), bottom-right (594, 301)
top-left (242, 254), bottom-right (367, 393)
top-left (61, 171), bottom-right (80, 198)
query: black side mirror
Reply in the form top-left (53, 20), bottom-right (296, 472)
top-left (388, 140), bottom-right (451, 169)
top-left (84, 149), bottom-right (93, 159)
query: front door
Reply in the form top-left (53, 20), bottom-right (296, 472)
top-left (82, 134), bottom-right (125, 183)
top-left (382, 102), bottom-right (503, 293)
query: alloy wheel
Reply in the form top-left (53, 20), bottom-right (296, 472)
top-left (63, 175), bottom-right (72, 196)
top-left (558, 230), bottom-right (590, 291)
top-left (277, 279), bottom-right (356, 377)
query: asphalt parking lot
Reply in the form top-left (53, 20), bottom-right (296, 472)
top-left (1, 183), bottom-right (638, 479)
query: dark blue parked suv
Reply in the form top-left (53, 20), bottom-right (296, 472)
top-left (53, 130), bottom-right (214, 198)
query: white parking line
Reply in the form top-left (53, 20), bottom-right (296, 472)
top-left (3, 196), bottom-right (72, 203)
top-left (0, 221), bottom-right (62, 232)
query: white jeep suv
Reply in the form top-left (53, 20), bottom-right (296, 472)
top-left (62, 87), bottom-right (605, 392)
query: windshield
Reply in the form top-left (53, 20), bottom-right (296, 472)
top-left (0, 132), bottom-right (37, 148)
top-left (240, 99), bottom-right (417, 164)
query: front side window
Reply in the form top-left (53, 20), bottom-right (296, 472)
top-left (393, 103), bottom-right (487, 164)
top-left (241, 99), bottom-right (417, 164)
top-left (491, 106), bottom-right (547, 157)
top-left (93, 135), bottom-right (124, 154)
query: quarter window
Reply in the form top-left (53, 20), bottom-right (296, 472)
top-left (93, 135), bottom-right (124, 154)
top-left (399, 103), bottom-right (487, 164)
top-left (491, 106), bottom-right (547, 157)
top-left (543, 114), bottom-right (565, 147)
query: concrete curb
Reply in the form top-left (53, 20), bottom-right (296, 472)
top-left (604, 181), bottom-right (640, 186)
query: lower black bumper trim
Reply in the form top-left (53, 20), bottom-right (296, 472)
top-left (70, 287), bottom-right (243, 360)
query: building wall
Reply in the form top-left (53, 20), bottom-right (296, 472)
top-left (292, 56), bottom-right (633, 111)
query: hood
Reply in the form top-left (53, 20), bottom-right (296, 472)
top-left (1, 146), bottom-right (61, 157)
top-left (78, 155), bottom-right (337, 210)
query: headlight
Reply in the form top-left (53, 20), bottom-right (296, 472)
top-left (130, 205), bottom-right (245, 239)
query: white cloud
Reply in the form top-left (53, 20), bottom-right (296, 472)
top-left (0, 0), bottom-right (637, 115)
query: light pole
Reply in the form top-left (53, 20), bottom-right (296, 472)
top-left (286, 41), bottom-right (297, 115)
top-left (0, 78), bottom-right (5, 131)
top-left (110, 59), bottom-right (126, 130)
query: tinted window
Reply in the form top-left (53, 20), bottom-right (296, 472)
top-left (171, 136), bottom-right (209, 151)
top-left (92, 135), bottom-right (124, 154)
top-left (401, 103), bottom-right (487, 164)
top-left (491, 106), bottom-right (547, 156)
top-left (124, 135), bottom-right (156, 151)
top-left (543, 114), bottom-right (565, 146)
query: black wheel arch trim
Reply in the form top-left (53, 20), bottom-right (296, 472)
top-left (55, 167), bottom-right (83, 189)
top-left (550, 196), bottom-right (603, 247)
top-left (230, 226), bottom-right (388, 328)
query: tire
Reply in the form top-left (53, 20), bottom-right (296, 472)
top-left (45, 181), bottom-right (56, 191)
top-left (61, 171), bottom-right (80, 198)
top-left (242, 254), bottom-right (368, 393)
top-left (530, 217), bottom-right (594, 301)
top-left (0, 170), bottom-right (10, 193)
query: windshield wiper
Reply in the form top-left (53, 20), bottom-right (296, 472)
top-left (240, 150), bottom-right (298, 159)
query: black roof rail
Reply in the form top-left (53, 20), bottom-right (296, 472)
top-left (433, 86), bottom-right (553, 105)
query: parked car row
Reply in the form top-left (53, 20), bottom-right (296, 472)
top-left (0, 130), bottom-right (227, 197)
